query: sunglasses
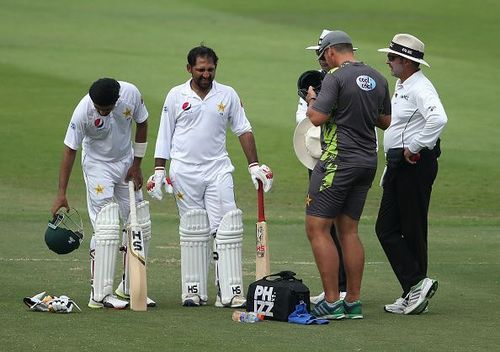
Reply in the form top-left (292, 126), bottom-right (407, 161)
top-left (387, 54), bottom-right (400, 62)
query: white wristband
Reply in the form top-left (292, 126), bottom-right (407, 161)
top-left (133, 142), bottom-right (148, 158)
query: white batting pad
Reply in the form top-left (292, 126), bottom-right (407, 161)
top-left (179, 209), bottom-right (210, 303)
top-left (91, 202), bottom-right (120, 302)
top-left (215, 209), bottom-right (244, 305)
top-left (118, 201), bottom-right (152, 296)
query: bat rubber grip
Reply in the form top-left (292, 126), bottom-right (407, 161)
top-left (257, 180), bottom-right (265, 222)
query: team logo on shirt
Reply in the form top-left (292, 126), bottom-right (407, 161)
top-left (122, 107), bottom-right (132, 119)
top-left (217, 102), bottom-right (226, 115)
top-left (95, 184), bottom-right (105, 195)
top-left (356, 75), bottom-right (376, 91)
top-left (182, 101), bottom-right (191, 111)
top-left (94, 118), bottom-right (104, 129)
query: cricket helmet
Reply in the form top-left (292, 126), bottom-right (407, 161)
top-left (45, 209), bottom-right (84, 254)
top-left (297, 70), bottom-right (325, 101)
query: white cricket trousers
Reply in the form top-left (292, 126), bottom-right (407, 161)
top-left (169, 158), bottom-right (237, 233)
top-left (82, 153), bottom-right (143, 230)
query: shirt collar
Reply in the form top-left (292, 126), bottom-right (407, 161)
top-left (396, 69), bottom-right (423, 89)
top-left (181, 79), bottom-right (220, 98)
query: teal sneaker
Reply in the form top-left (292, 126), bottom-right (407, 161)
top-left (344, 300), bottom-right (363, 319)
top-left (311, 299), bottom-right (345, 320)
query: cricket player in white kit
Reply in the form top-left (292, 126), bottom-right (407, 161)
top-left (147, 45), bottom-right (273, 308)
top-left (51, 78), bottom-right (155, 309)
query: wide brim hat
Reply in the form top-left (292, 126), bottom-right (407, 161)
top-left (293, 118), bottom-right (322, 170)
top-left (378, 33), bottom-right (430, 67)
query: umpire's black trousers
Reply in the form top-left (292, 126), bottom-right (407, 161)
top-left (375, 148), bottom-right (438, 296)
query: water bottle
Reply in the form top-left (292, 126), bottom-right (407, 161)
top-left (232, 310), bottom-right (264, 323)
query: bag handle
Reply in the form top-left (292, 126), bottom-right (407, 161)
top-left (263, 270), bottom-right (299, 281)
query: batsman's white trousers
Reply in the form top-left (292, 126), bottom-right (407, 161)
top-left (169, 158), bottom-right (236, 233)
top-left (82, 153), bottom-right (143, 230)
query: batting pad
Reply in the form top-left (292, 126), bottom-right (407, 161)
top-left (215, 209), bottom-right (244, 305)
top-left (179, 209), bottom-right (210, 303)
top-left (91, 202), bottom-right (120, 302)
top-left (119, 201), bottom-right (151, 296)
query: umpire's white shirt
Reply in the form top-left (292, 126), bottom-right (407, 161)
top-left (384, 70), bottom-right (447, 153)
top-left (154, 80), bottom-right (252, 164)
top-left (64, 81), bottom-right (148, 161)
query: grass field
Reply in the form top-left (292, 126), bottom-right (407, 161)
top-left (1, 0), bottom-right (499, 351)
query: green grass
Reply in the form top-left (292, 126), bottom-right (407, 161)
top-left (1, 0), bottom-right (499, 351)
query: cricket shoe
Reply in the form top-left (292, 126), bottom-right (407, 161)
top-left (115, 281), bottom-right (157, 307)
top-left (311, 299), bottom-right (345, 320)
top-left (384, 296), bottom-right (408, 314)
top-left (384, 294), bottom-right (429, 315)
top-left (404, 278), bottom-right (438, 315)
top-left (310, 291), bottom-right (347, 305)
top-left (344, 300), bottom-right (363, 319)
top-left (182, 294), bottom-right (207, 307)
top-left (215, 294), bottom-right (246, 308)
top-left (88, 294), bottom-right (129, 309)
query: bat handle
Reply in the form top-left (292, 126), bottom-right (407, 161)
top-left (128, 181), bottom-right (138, 224)
top-left (257, 180), bottom-right (265, 222)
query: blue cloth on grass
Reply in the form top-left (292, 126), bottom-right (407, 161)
top-left (288, 301), bottom-right (329, 325)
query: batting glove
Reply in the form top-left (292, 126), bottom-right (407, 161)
top-left (147, 167), bottom-right (166, 200)
top-left (147, 167), bottom-right (174, 200)
top-left (49, 295), bottom-right (81, 313)
top-left (248, 163), bottom-right (274, 192)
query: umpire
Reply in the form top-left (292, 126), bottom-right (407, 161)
top-left (376, 33), bottom-right (448, 315)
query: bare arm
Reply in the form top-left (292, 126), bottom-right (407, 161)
top-left (238, 131), bottom-right (258, 164)
top-left (376, 114), bottom-right (391, 130)
top-left (51, 146), bottom-right (77, 216)
top-left (127, 120), bottom-right (148, 189)
top-left (305, 86), bottom-right (329, 126)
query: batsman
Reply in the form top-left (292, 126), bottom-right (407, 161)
top-left (51, 78), bottom-right (155, 309)
top-left (147, 45), bottom-right (273, 308)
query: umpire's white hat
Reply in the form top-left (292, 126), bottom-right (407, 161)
top-left (378, 33), bottom-right (430, 67)
top-left (293, 118), bottom-right (322, 170)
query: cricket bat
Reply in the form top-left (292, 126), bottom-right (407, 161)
top-left (255, 180), bottom-right (270, 280)
top-left (128, 181), bottom-right (147, 311)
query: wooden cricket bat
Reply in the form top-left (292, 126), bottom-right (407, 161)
top-left (255, 180), bottom-right (270, 280)
top-left (128, 181), bottom-right (147, 311)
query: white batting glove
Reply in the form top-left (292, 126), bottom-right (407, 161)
top-left (147, 167), bottom-right (166, 200)
top-left (49, 295), bottom-right (81, 313)
top-left (248, 162), bottom-right (274, 192)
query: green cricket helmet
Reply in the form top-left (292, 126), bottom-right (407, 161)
top-left (45, 209), bottom-right (84, 254)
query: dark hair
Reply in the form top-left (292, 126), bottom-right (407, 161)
top-left (89, 78), bottom-right (120, 106)
top-left (332, 43), bottom-right (354, 54)
top-left (187, 45), bottom-right (218, 66)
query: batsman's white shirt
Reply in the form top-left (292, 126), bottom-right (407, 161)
top-left (155, 80), bottom-right (252, 231)
top-left (155, 80), bottom-right (251, 163)
top-left (384, 70), bottom-right (447, 153)
top-left (64, 81), bottom-right (148, 226)
top-left (64, 81), bottom-right (148, 161)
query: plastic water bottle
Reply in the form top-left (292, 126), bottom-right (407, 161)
top-left (232, 310), bottom-right (264, 323)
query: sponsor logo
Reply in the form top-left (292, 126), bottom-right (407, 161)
top-left (356, 75), bottom-right (376, 91)
top-left (131, 230), bottom-right (143, 251)
top-left (187, 284), bottom-right (199, 294)
top-left (182, 101), bottom-right (191, 111)
top-left (428, 106), bottom-right (437, 112)
top-left (163, 106), bottom-right (168, 112)
top-left (231, 285), bottom-right (242, 295)
top-left (94, 118), bottom-right (104, 129)
top-left (70, 122), bottom-right (76, 130)
top-left (401, 94), bottom-right (409, 100)
top-left (253, 285), bottom-right (275, 317)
